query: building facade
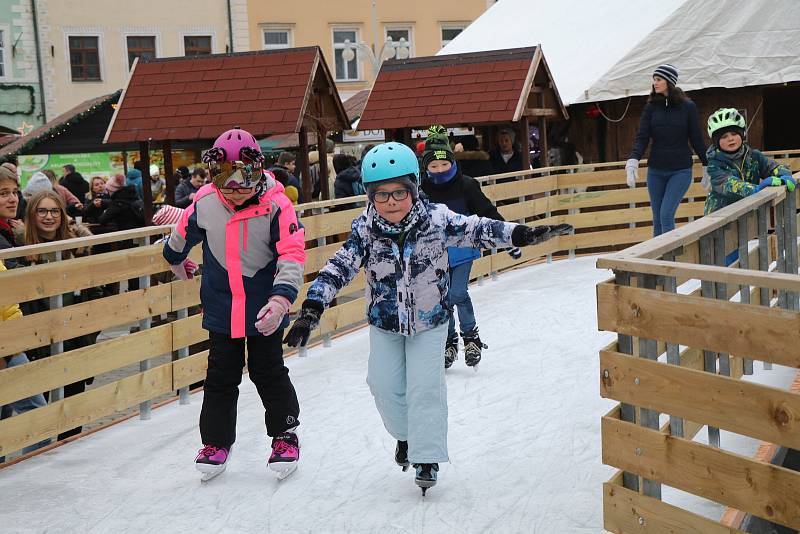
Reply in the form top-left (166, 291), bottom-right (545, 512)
top-left (0, 0), bottom-right (45, 133)
top-left (245, 0), bottom-right (492, 99)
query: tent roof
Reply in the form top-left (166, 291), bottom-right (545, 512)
top-left (439, 0), bottom-right (685, 104)
top-left (104, 47), bottom-right (348, 144)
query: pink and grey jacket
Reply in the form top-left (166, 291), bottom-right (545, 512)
top-left (163, 174), bottom-right (305, 338)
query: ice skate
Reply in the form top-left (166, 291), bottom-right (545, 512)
top-left (269, 431), bottom-right (299, 480)
top-left (195, 445), bottom-right (230, 482)
top-left (444, 335), bottom-right (458, 369)
top-left (414, 463), bottom-right (438, 496)
top-left (462, 328), bottom-right (486, 371)
top-left (395, 440), bottom-right (409, 472)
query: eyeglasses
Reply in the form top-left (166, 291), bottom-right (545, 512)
top-left (35, 207), bottom-right (62, 218)
top-left (218, 187), bottom-right (255, 194)
top-left (372, 189), bottom-right (411, 203)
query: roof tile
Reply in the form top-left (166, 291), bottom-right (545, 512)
top-left (422, 77), bottom-right (450, 87)
top-left (135, 62), bottom-right (162, 75)
top-left (272, 96), bottom-right (303, 111)
top-left (490, 111), bottom-right (510, 122)
top-left (145, 105), bottom-right (178, 118)
top-left (259, 86), bottom-right (291, 100)
top-left (283, 50), bottom-right (317, 64)
top-left (503, 69), bottom-right (528, 81)
top-left (125, 85), bottom-right (155, 98)
top-left (193, 58), bottom-right (225, 71)
top-left (234, 66), bottom-right (267, 78)
top-left (277, 75), bottom-right (307, 87)
top-left (173, 71), bottom-right (205, 83)
top-left (227, 88), bottom-right (261, 102)
top-left (253, 110), bottom-right (285, 123)
top-left (214, 79), bottom-right (248, 91)
top-left (152, 83), bottom-right (186, 96)
top-left (144, 73), bottom-right (174, 85)
top-left (479, 101), bottom-right (509, 112)
top-left (203, 70), bottom-right (230, 81)
top-left (476, 71), bottom-right (505, 83)
top-left (212, 101), bottom-right (241, 114)
top-left (222, 55), bottom-right (255, 69)
top-left (252, 54), bottom-right (286, 67)
top-left (269, 64), bottom-right (299, 76)
top-left (468, 92), bottom-right (499, 103)
top-left (195, 92), bottom-right (229, 104)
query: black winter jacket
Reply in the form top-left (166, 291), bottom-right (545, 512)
top-left (630, 99), bottom-right (708, 171)
top-left (99, 185), bottom-right (144, 231)
top-left (60, 172), bottom-right (90, 201)
top-left (489, 149), bottom-right (524, 175)
top-left (174, 179), bottom-right (200, 209)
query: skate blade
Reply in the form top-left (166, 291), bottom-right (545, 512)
top-left (397, 462), bottom-right (410, 472)
top-left (269, 462), bottom-right (298, 481)
top-left (415, 478), bottom-right (437, 489)
top-left (198, 464), bottom-right (226, 482)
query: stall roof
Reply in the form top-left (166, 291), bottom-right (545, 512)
top-left (358, 47), bottom-right (566, 130)
top-left (105, 47), bottom-right (348, 144)
top-left (343, 89), bottom-right (370, 124)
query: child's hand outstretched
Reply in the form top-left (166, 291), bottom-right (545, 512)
top-left (512, 223), bottom-right (573, 247)
top-left (284, 300), bottom-right (324, 347)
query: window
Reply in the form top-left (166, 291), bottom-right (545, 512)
top-left (127, 36), bottom-right (156, 68)
top-left (69, 36), bottom-right (100, 81)
top-left (441, 26), bottom-right (466, 48)
top-left (184, 35), bottom-right (212, 57)
top-left (0, 30), bottom-right (5, 78)
top-left (333, 29), bottom-right (359, 82)
top-left (263, 28), bottom-right (291, 50)
top-left (385, 27), bottom-right (412, 59)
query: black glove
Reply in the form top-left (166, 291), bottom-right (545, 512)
top-left (507, 247), bottom-right (522, 260)
top-left (283, 299), bottom-right (324, 347)
top-left (511, 223), bottom-right (573, 246)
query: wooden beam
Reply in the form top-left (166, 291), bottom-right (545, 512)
top-left (600, 349), bottom-right (800, 450)
top-left (139, 140), bottom-right (153, 225)
top-left (602, 416), bottom-right (800, 531)
top-left (518, 116), bottom-right (531, 170)
top-left (163, 140), bottom-right (175, 206)
top-left (524, 107), bottom-right (559, 117)
top-left (298, 126), bottom-right (312, 202)
top-left (318, 126), bottom-right (330, 201)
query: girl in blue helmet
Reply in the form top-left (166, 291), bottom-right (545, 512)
top-left (284, 142), bottom-right (570, 494)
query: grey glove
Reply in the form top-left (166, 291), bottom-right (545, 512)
top-left (625, 159), bottom-right (639, 188)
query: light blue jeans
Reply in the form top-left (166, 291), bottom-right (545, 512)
top-left (366, 323), bottom-right (449, 464)
top-left (448, 261), bottom-right (477, 339)
top-left (646, 167), bottom-right (693, 236)
top-left (0, 353), bottom-right (51, 460)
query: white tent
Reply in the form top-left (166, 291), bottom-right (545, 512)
top-left (441, 0), bottom-right (800, 105)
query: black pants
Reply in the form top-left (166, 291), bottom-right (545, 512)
top-left (200, 330), bottom-right (299, 448)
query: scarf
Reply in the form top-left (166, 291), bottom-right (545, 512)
top-left (369, 199), bottom-right (424, 237)
top-left (426, 161), bottom-right (459, 185)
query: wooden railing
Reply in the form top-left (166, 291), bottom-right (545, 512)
top-left (1, 151), bottom-right (798, 461)
top-left (596, 173), bottom-right (800, 531)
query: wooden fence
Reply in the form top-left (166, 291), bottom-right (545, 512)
top-left (1, 150), bottom-right (798, 465)
top-left (597, 174), bottom-right (800, 531)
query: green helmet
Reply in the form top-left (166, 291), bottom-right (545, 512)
top-left (707, 107), bottom-right (746, 138)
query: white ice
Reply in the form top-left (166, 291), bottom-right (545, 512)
top-left (0, 256), bottom-right (795, 533)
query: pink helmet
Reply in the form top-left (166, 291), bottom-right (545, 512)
top-left (203, 127), bottom-right (265, 190)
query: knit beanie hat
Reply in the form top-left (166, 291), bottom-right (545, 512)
top-left (365, 175), bottom-right (419, 202)
top-left (152, 204), bottom-right (184, 226)
top-left (421, 126), bottom-right (455, 169)
top-left (23, 171), bottom-right (53, 198)
top-left (653, 64), bottom-right (678, 86)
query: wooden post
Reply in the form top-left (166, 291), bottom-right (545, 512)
top-left (139, 141), bottom-right (153, 225)
top-left (318, 127), bottom-right (330, 201)
top-left (538, 117), bottom-right (549, 167)
top-left (298, 126), bottom-right (312, 202)
top-left (122, 151), bottom-right (128, 175)
top-left (163, 140), bottom-right (175, 206)
top-left (518, 117), bottom-right (531, 170)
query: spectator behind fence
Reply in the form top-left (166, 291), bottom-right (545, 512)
top-left (0, 259), bottom-right (51, 461)
top-left (126, 164), bottom-right (143, 200)
top-left (150, 164), bottom-right (165, 204)
top-left (41, 170), bottom-right (83, 215)
top-left (83, 176), bottom-right (110, 224)
top-left (270, 167), bottom-right (299, 204)
top-left (308, 145), bottom-right (336, 201)
top-left (99, 184), bottom-right (144, 232)
top-left (175, 168), bottom-right (205, 208)
top-left (0, 166), bottom-right (23, 267)
top-left (22, 190), bottom-right (97, 440)
top-left (59, 164), bottom-right (89, 201)
top-left (489, 127), bottom-right (524, 175)
top-left (454, 135), bottom-right (493, 178)
top-left (1, 162), bottom-right (25, 220)
top-left (105, 172), bottom-right (125, 195)
top-left (270, 152), bottom-right (303, 203)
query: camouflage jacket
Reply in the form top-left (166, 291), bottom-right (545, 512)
top-left (704, 144), bottom-right (789, 214)
top-left (307, 199), bottom-right (517, 336)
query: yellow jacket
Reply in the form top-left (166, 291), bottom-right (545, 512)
top-left (0, 260), bottom-right (22, 321)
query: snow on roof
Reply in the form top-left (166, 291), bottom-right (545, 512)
top-left (440, 0), bottom-right (686, 104)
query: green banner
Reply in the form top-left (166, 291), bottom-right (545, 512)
top-left (17, 152), bottom-right (125, 188)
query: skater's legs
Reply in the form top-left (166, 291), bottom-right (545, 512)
top-left (366, 326), bottom-right (408, 441)
top-left (659, 168), bottom-right (693, 234)
top-left (200, 333), bottom-right (246, 447)
top-left (448, 261), bottom-right (476, 336)
top-left (246, 330), bottom-right (300, 436)
top-left (405, 323), bottom-right (449, 463)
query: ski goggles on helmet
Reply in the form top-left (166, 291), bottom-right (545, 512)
top-left (209, 160), bottom-right (262, 193)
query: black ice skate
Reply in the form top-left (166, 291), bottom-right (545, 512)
top-left (413, 463), bottom-right (439, 496)
top-left (461, 328), bottom-right (486, 371)
top-left (444, 336), bottom-right (458, 369)
top-left (395, 440), bottom-right (409, 471)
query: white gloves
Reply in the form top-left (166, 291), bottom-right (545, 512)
top-left (255, 295), bottom-right (291, 337)
top-left (625, 159), bottom-right (639, 188)
top-left (701, 166), bottom-right (711, 191)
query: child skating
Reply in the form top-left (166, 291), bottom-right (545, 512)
top-left (283, 142), bottom-right (570, 495)
top-left (163, 127), bottom-right (306, 482)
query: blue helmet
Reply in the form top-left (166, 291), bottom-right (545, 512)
top-left (361, 142), bottom-right (420, 185)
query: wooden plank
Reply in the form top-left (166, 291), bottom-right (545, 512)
top-left (173, 350), bottom-right (209, 390)
top-left (491, 240), bottom-right (557, 271)
top-left (557, 168), bottom-right (627, 189)
top-left (171, 275), bottom-right (202, 310)
top-left (601, 349), bottom-right (800, 450)
top-left (301, 207), bottom-right (363, 241)
top-left (292, 272), bottom-right (367, 312)
top-left (523, 107), bottom-right (559, 117)
top-left (601, 416), bottom-right (800, 531)
top-left (596, 282), bottom-right (800, 368)
top-left (553, 183), bottom-right (707, 212)
top-left (304, 241), bottom-right (347, 273)
top-left (0, 323), bottom-right (172, 406)
top-left (537, 203), bottom-right (705, 230)
top-left (319, 297), bottom-right (365, 334)
top-left (603, 482), bottom-right (746, 534)
top-left (561, 226), bottom-right (654, 250)
top-left (172, 314), bottom-right (206, 350)
top-left (497, 197), bottom-right (549, 221)
top-left (0, 362), bottom-right (173, 455)
top-left (0, 283), bottom-right (173, 358)
top-left (481, 175), bottom-right (557, 201)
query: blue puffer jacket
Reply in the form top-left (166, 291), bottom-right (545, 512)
top-left (307, 198), bottom-right (517, 336)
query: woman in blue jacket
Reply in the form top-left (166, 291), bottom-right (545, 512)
top-left (625, 64), bottom-right (707, 236)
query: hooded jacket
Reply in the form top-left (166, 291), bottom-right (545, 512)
top-left (99, 185), bottom-right (144, 231)
top-left (175, 178), bottom-right (200, 208)
top-left (60, 171), bottom-right (89, 200)
top-left (163, 173), bottom-right (306, 338)
top-left (334, 165), bottom-right (365, 199)
top-left (704, 144), bottom-right (790, 215)
top-left (125, 168), bottom-right (143, 199)
top-left (306, 198), bottom-right (517, 336)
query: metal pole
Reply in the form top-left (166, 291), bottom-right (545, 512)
top-left (138, 237), bottom-right (153, 420)
top-left (614, 271), bottom-right (639, 493)
top-left (699, 234), bottom-right (720, 447)
top-left (176, 308), bottom-right (190, 404)
top-left (737, 215), bottom-right (754, 375)
top-left (545, 190), bottom-right (552, 263)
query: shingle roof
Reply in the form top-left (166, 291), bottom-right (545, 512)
top-left (343, 89), bottom-right (371, 123)
top-left (105, 47), bottom-right (346, 144)
top-left (358, 47), bottom-right (551, 130)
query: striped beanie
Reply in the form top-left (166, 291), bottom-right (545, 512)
top-left (653, 64), bottom-right (678, 86)
top-left (153, 204), bottom-right (184, 226)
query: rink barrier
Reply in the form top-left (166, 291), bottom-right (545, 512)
top-left (0, 151), bottom-right (798, 460)
top-left (596, 180), bottom-right (800, 532)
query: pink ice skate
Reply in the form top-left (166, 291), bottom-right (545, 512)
top-left (268, 431), bottom-right (299, 480)
top-left (195, 444), bottom-right (230, 482)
